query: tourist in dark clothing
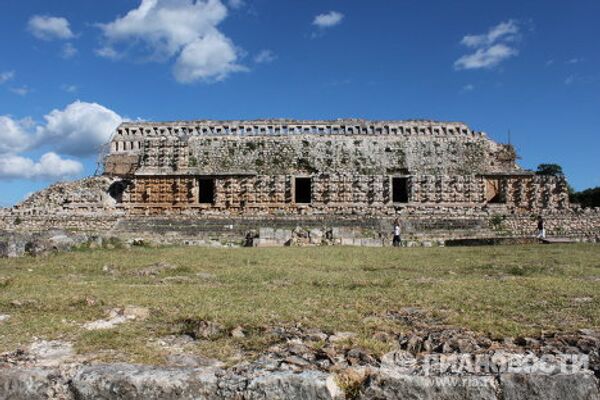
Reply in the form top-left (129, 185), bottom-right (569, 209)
top-left (536, 216), bottom-right (546, 239)
top-left (392, 218), bottom-right (401, 247)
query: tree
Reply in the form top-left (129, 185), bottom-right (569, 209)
top-left (535, 163), bottom-right (564, 176)
top-left (570, 187), bottom-right (600, 208)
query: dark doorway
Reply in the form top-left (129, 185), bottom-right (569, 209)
top-left (295, 177), bottom-right (312, 204)
top-left (107, 180), bottom-right (129, 203)
top-left (198, 178), bottom-right (215, 204)
top-left (392, 177), bottom-right (409, 203)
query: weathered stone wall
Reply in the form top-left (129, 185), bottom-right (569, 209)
top-left (101, 119), bottom-right (570, 215)
top-left (1, 174), bottom-right (596, 248)
top-left (182, 134), bottom-right (498, 175)
top-left (105, 119), bottom-right (520, 177)
top-left (3, 208), bottom-right (598, 249)
top-left (118, 174), bottom-right (568, 215)
top-left (116, 126), bottom-right (516, 176)
top-left (126, 174), bottom-right (389, 213)
top-left (7, 177), bottom-right (120, 216)
top-left (0, 215), bottom-right (120, 232)
top-left (0, 119), bottom-right (595, 249)
top-left (499, 210), bottom-right (600, 240)
top-left (504, 175), bottom-right (571, 210)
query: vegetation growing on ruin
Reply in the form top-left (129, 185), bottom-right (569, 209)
top-left (489, 214), bottom-right (506, 229)
top-left (0, 244), bottom-right (599, 364)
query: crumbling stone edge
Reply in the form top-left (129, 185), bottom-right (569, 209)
top-left (1, 363), bottom-right (599, 400)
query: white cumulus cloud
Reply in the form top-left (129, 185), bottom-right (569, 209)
top-left (455, 44), bottom-right (518, 70)
top-left (95, 46), bottom-right (120, 59)
top-left (98, 0), bottom-right (244, 83)
top-left (10, 86), bottom-right (31, 96)
top-left (0, 101), bottom-right (122, 157)
top-left (61, 84), bottom-right (78, 93)
top-left (565, 75), bottom-right (575, 85)
top-left (0, 116), bottom-right (32, 154)
top-left (254, 49), bottom-right (276, 64)
top-left (313, 11), bottom-right (344, 28)
top-left (455, 20), bottom-right (520, 70)
top-left (35, 101), bottom-right (123, 156)
top-left (0, 101), bottom-right (121, 182)
top-left (173, 31), bottom-right (246, 83)
top-left (0, 153), bottom-right (82, 180)
top-left (228, 0), bottom-right (245, 9)
top-left (28, 15), bottom-right (74, 40)
top-left (460, 20), bottom-right (519, 48)
top-left (0, 71), bottom-right (15, 84)
top-left (62, 43), bottom-right (78, 59)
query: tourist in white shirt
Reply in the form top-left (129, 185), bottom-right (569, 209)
top-left (392, 218), bottom-right (401, 247)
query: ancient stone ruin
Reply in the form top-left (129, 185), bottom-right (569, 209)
top-left (103, 119), bottom-right (568, 214)
top-left (1, 119), bottom-right (598, 252)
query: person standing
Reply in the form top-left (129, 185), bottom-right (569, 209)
top-left (392, 218), bottom-right (401, 247)
top-left (536, 216), bottom-right (546, 239)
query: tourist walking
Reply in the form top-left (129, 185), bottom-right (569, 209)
top-left (536, 216), bottom-right (546, 239)
top-left (392, 218), bottom-right (401, 247)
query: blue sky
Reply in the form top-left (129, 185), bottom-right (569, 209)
top-left (1, 0), bottom-right (599, 206)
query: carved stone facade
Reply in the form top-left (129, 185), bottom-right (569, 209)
top-left (1, 119), bottom-right (597, 249)
top-left (103, 119), bottom-right (569, 215)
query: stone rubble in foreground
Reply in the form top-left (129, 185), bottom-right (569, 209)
top-left (1, 314), bottom-right (599, 399)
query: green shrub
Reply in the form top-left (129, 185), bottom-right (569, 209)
top-left (489, 214), bottom-right (506, 228)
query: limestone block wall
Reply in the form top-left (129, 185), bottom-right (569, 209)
top-left (104, 119), bottom-right (572, 216)
top-left (106, 120), bottom-right (519, 177)
top-left (139, 136), bottom-right (190, 172)
top-left (0, 119), bottom-right (586, 242)
top-left (12, 177), bottom-right (117, 214)
top-left (504, 175), bottom-right (570, 210)
top-left (0, 215), bottom-right (121, 232)
top-left (311, 174), bottom-right (390, 205)
top-left (410, 175), bottom-right (486, 204)
top-left (121, 173), bottom-right (568, 214)
top-left (137, 134), bottom-right (512, 176)
top-left (124, 174), bottom-right (393, 213)
top-left (0, 177), bottom-right (123, 232)
top-left (1, 206), bottom-right (598, 243)
top-left (127, 176), bottom-right (197, 205)
top-left (499, 209), bottom-right (600, 239)
top-left (215, 175), bottom-right (289, 207)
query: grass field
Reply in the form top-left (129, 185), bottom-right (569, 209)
top-left (0, 244), bottom-right (599, 364)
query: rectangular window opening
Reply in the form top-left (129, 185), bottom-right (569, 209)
top-left (295, 177), bottom-right (312, 204)
top-left (198, 178), bottom-right (215, 204)
top-left (392, 177), bottom-right (409, 203)
top-left (485, 178), bottom-right (505, 204)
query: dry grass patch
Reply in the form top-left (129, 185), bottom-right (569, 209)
top-left (0, 244), bottom-right (599, 364)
